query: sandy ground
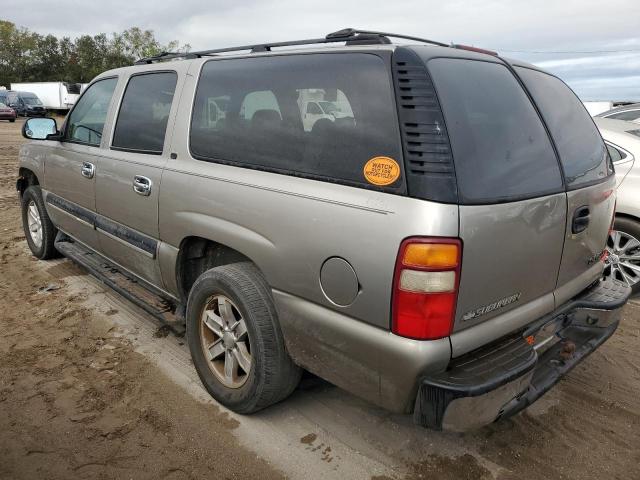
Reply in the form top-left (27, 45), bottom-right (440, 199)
top-left (1, 118), bottom-right (640, 480)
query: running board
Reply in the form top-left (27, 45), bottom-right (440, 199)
top-left (54, 236), bottom-right (185, 336)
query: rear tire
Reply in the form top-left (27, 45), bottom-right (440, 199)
top-left (186, 262), bottom-right (301, 414)
top-left (606, 217), bottom-right (640, 293)
top-left (9, 119), bottom-right (15, 123)
top-left (21, 186), bottom-right (58, 260)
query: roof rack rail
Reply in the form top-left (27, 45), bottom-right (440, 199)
top-left (134, 28), bottom-right (450, 65)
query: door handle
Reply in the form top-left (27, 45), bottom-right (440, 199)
top-left (81, 162), bottom-right (95, 179)
top-left (572, 205), bottom-right (590, 234)
top-left (133, 175), bottom-right (152, 196)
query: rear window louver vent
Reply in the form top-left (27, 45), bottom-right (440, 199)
top-left (392, 47), bottom-right (458, 203)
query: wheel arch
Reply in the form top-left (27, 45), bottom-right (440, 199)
top-left (614, 211), bottom-right (640, 224)
top-left (17, 167), bottom-right (40, 197)
top-left (175, 236), bottom-right (263, 302)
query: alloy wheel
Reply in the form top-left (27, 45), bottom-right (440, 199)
top-left (26, 200), bottom-right (43, 249)
top-left (200, 295), bottom-right (252, 388)
top-left (604, 229), bottom-right (640, 287)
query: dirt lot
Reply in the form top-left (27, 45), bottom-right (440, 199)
top-left (1, 118), bottom-right (640, 480)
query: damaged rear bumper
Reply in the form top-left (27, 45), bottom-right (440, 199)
top-left (414, 278), bottom-right (631, 431)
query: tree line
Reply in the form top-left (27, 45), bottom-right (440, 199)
top-left (0, 20), bottom-right (190, 88)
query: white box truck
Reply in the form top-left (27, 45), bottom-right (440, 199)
top-left (10, 82), bottom-right (81, 111)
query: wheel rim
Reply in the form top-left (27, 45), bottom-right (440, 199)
top-left (26, 200), bottom-right (43, 249)
top-left (200, 295), bottom-right (252, 388)
top-left (604, 229), bottom-right (640, 287)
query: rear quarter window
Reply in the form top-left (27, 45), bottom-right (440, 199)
top-left (189, 53), bottom-right (403, 191)
top-left (427, 58), bottom-right (563, 204)
top-left (515, 67), bottom-right (611, 189)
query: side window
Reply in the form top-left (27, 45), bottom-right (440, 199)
top-left (112, 72), bottom-right (178, 154)
top-left (306, 102), bottom-right (322, 114)
top-left (515, 67), bottom-right (611, 188)
top-left (606, 143), bottom-right (627, 163)
top-left (65, 78), bottom-right (118, 146)
top-left (190, 54), bottom-right (403, 189)
top-left (240, 91), bottom-right (281, 122)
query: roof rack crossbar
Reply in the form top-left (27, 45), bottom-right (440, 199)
top-left (134, 28), bottom-right (449, 64)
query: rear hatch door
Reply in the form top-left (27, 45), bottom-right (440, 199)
top-left (514, 66), bottom-right (615, 305)
top-left (425, 57), bottom-right (568, 346)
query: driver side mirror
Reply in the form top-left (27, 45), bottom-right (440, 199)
top-left (22, 117), bottom-right (59, 140)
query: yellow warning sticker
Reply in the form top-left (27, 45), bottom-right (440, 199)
top-left (363, 156), bottom-right (401, 186)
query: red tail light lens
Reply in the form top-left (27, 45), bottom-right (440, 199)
top-left (392, 238), bottom-right (462, 340)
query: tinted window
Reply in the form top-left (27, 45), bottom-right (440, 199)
top-left (428, 59), bottom-right (562, 204)
top-left (606, 143), bottom-right (627, 163)
top-left (190, 54), bottom-right (402, 189)
top-left (22, 95), bottom-right (42, 106)
top-left (66, 77), bottom-right (117, 146)
top-left (515, 67), bottom-right (610, 188)
top-left (307, 102), bottom-right (322, 114)
top-left (608, 110), bottom-right (640, 122)
top-left (112, 72), bottom-right (177, 154)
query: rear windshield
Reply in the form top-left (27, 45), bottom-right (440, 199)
top-left (515, 67), bottom-right (611, 189)
top-left (190, 53), bottom-right (403, 190)
top-left (427, 58), bottom-right (563, 204)
top-left (22, 96), bottom-right (42, 105)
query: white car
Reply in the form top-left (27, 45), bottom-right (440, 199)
top-left (596, 103), bottom-right (640, 124)
top-left (595, 117), bottom-right (640, 291)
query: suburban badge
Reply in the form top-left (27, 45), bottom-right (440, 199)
top-left (462, 293), bottom-right (522, 321)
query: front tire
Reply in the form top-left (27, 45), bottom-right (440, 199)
top-left (605, 217), bottom-right (640, 293)
top-left (21, 186), bottom-right (58, 260)
top-left (186, 262), bottom-right (301, 414)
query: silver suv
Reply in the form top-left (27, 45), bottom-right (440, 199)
top-left (16, 29), bottom-right (630, 431)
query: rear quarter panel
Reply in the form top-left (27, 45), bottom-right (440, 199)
top-left (159, 161), bottom-right (458, 329)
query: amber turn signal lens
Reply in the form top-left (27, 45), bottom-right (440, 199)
top-left (402, 243), bottom-right (459, 269)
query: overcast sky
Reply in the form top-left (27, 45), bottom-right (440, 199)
top-left (4, 0), bottom-right (640, 101)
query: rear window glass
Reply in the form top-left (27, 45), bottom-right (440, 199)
top-left (190, 54), bottom-right (403, 189)
top-left (515, 67), bottom-right (611, 188)
top-left (427, 58), bottom-right (563, 204)
top-left (112, 72), bottom-right (178, 154)
top-left (607, 110), bottom-right (640, 122)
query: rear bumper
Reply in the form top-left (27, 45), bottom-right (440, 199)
top-left (414, 278), bottom-right (631, 431)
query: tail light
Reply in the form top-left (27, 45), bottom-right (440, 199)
top-left (392, 238), bottom-right (462, 340)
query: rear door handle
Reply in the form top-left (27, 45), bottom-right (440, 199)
top-left (133, 175), bottom-right (152, 196)
top-left (572, 205), bottom-right (590, 234)
top-left (81, 162), bottom-right (95, 179)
